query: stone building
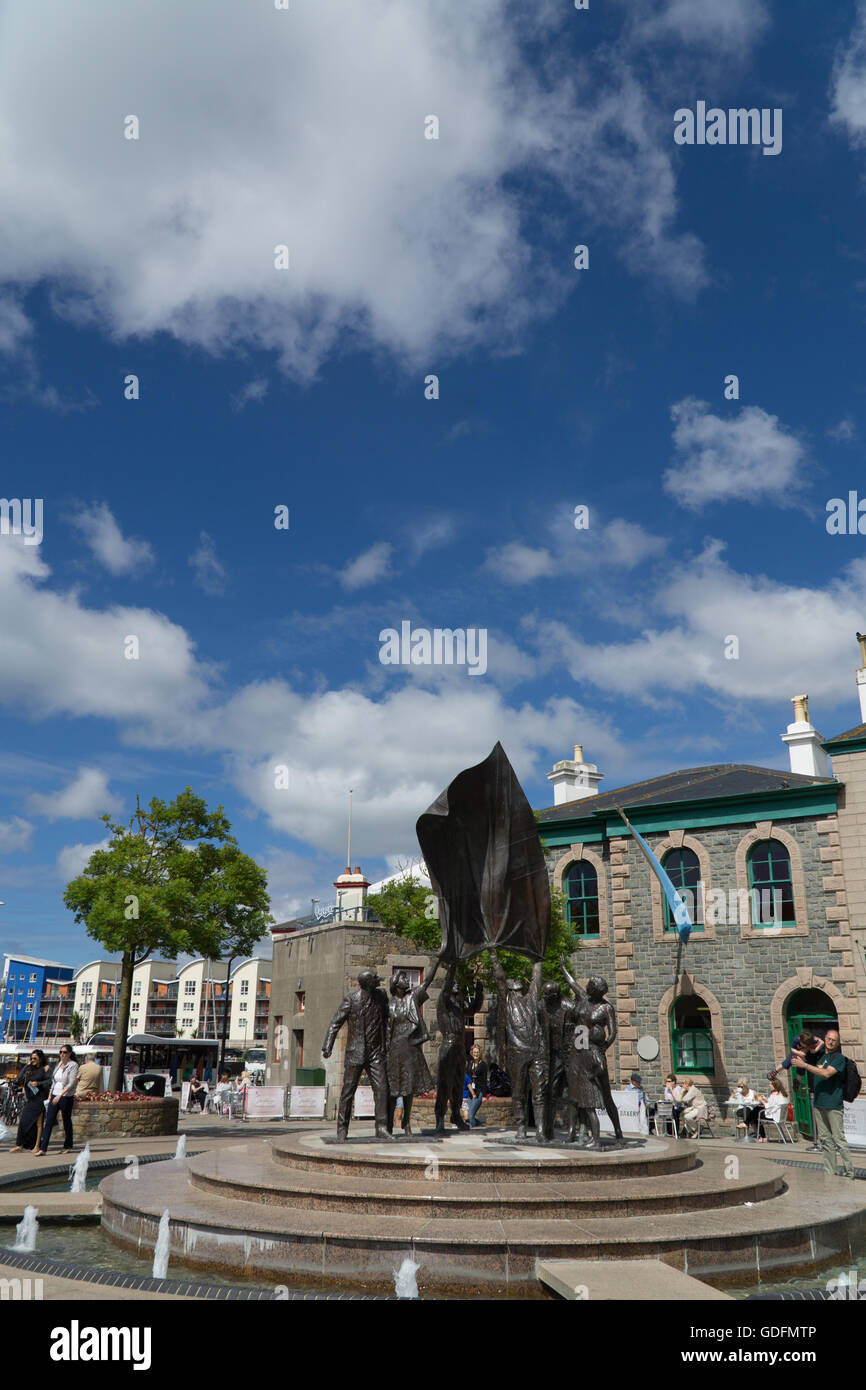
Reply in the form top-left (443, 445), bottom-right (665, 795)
top-left (540, 681), bottom-right (866, 1127)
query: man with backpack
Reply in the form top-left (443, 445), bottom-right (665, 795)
top-left (791, 1028), bottom-right (858, 1179)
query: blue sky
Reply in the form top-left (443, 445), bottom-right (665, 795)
top-left (3, 0), bottom-right (866, 965)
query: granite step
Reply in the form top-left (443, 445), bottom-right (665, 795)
top-left (270, 1129), bottom-right (700, 1184)
top-left (188, 1144), bottom-right (784, 1219)
top-left (98, 1158), bottom-right (866, 1291)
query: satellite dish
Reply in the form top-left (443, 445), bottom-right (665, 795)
top-left (637, 1035), bottom-right (660, 1061)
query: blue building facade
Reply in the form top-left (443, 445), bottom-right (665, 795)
top-left (1, 955), bottom-right (73, 1041)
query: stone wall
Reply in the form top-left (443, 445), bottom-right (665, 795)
top-left (407, 1096), bottom-right (512, 1128)
top-left (74, 1097), bottom-right (179, 1138)
top-left (268, 921), bottom-right (446, 1118)
top-left (821, 750), bottom-right (866, 1063)
top-left (547, 813), bottom-right (851, 1107)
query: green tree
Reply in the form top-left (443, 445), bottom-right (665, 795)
top-left (365, 875), bottom-right (440, 953)
top-left (63, 788), bottom-right (271, 1093)
top-left (69, 1011), bottom-right (84, 1045)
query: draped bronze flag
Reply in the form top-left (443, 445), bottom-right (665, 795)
top-left (416, 742), bottom-right (550, 963)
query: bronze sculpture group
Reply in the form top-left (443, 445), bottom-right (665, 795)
top-left (322, 743), bottom-right (623, 1147)
top-left (322, 950), bottom-right (621, 1147)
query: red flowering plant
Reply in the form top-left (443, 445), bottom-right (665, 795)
top-left (76, 1091), bottom-right (161, 1103)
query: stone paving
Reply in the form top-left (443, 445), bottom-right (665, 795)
top-left (1, 1119), bottom-right (864, 1300)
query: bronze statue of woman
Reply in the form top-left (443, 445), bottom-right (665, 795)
top-left (387, 954), bottom-right (441, 1135)
top-left (560, 958), bottom-right (622, 1147)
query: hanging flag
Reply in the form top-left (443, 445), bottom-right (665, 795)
top-left (615, 807), bottom-right (693, 945)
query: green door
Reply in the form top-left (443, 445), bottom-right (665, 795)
top-left (785, 998), bottom-right (837, 1135)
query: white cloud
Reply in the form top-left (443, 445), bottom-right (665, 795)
top-left (603, 519), bottom-right (669, 569)
top-left (70, 502), bottom-right (154, 575)
top-left (484, 542), bottom-right (556, 585)
top-left (630, 0), bottom-right (769, 52)
top-left (0, 0), bottom-right (707, 381)
top-left (0, 295), bottom-right (33, 355)
top-left (663, 398), bottom-right (807, 510)
top-left (28, 767), bottom-right (121, 822)
top-left (211, 679), bottom-right (625, 857)
top-left (230, 378), bottom-right (268, 412)
top-left (338, 542), bottom-right (394, 591)
top-left (409, 516), bottom-right (457, 559)
top-left (56, 839), bottom-right (110, 883)
top-left (831, 4), bottom-right (866, 147)
top-left (189, 531), bottom-right (226, 596)
top-left (0, 535), bottom-right (211, 724)
top-left (527, 540), bottom-right (866, 711)
top-left (483, 515), bottom-right (667, 585)
top-left (828, 418), bottom-right (857, 443)
top-left (551, 66), bottom-right (707, 298)
top-left (0, 816), bottom-right (34, 853)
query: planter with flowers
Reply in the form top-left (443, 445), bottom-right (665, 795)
top-left (75, 1091), bottom-right (179, 1138)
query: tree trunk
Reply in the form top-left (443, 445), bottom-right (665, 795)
top-left (219, 956), bottom-right (235, 1075)
top-left (109, 950), bottom-right (134, 1094)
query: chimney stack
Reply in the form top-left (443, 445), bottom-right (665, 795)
top-left (856, 632), bottom-right (866, 723)
top-left (547, 744), bottom-right (603, 806)
top-left (781, 694), bottom-right (830, 778)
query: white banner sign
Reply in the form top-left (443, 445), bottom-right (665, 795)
top-left (244, 1085), bottom-right (285, 1119)
top-left (598, 1089), bottom-right (649, 1136)
top-left (289, 1086), bottom-right (326, 1119)
top-left (181, 1081), bottom-right (191, 1112)
top-left (353, 1085), bottom-right (375, 1117)
top-left (843, 1097), bottom-right (866, 1148)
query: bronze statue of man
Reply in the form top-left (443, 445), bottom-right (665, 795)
top-left (322, 968), bottom-right (392, 1141)
top-left (490, 951), bottom-right (548, 1144)
top-left (541, 979), bottom-right (576, 1140)
top-left (434, 963), bottom-right (484, 1133)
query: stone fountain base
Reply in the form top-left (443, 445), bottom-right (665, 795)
top-left (98, 1124), bottom-right (866, 1295)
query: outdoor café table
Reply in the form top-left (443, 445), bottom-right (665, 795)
top-left (725, 1099), bottom-right (762, 1142)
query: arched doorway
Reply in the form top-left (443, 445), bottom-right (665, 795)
top-left (784, 988), bottom-right (838, 1134)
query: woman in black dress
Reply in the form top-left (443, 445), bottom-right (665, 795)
top-left (386, 957), bottom-right (441, 1135)
top-left (10, 1049), bottom-right (51, 1152)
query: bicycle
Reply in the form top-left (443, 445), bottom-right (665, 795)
top-left (0, 1083), bottom-right (23, 1128)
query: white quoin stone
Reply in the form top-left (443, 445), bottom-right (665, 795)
top-left (780, 696), bottom-right (830, 777)
top-left (547, 744), bottom-right (604, 805)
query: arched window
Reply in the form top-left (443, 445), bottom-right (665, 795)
top-left (747, 840), bottom-right (795, 929)
top-left (661, 847), bottom-right (704, 933)
top-left (671, 993), bottom-right (714, 1074)
top-left (565, 860), bottom-right (600, 938)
